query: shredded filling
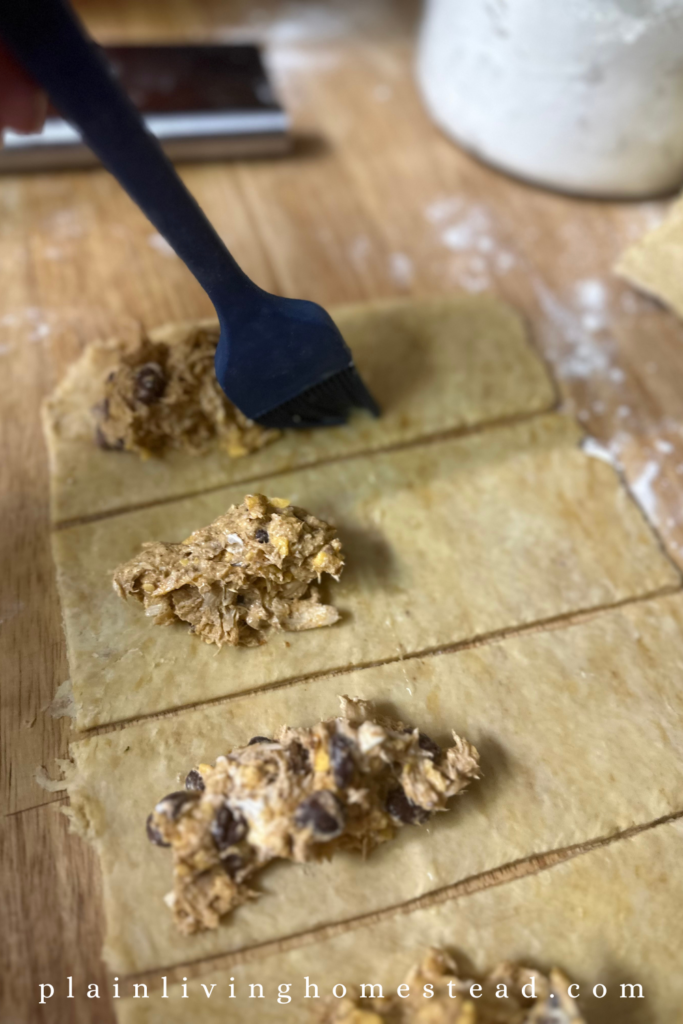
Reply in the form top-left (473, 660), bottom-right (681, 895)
top-left (145, 697), bottom-right (480, 934)
top-left (113, 494), bottom-right (344, 647)
top-left (323, 948), bottom-right (586, 1023)
top-left (94, 325), bottom-right (279, 457)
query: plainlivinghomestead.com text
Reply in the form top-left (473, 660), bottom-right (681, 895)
top-left (38, 974), bottom-right (646, 1006)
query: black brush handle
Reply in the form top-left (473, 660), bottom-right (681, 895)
top-left (0, 0), bottom-right (256, 305)
top-left (0, 0), bottom-right (381, 428)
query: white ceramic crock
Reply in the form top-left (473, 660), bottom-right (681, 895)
top-left (417, 0), bottom-right (683, 198)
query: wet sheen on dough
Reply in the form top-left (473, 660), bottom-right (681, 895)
top-left (42, 297), bottom-right (556, 524)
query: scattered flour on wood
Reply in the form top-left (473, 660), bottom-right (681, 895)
top-left (425, 197), bottom-right (463, 224)
top-left (581, 437), bottom-right (621, 469)
top-left (440, 207), bottom-right (493, 253)
top-left (531, 276), bottom-right (678, 533)
top-left (631, 460), bottom-right (661, 523)
top-left (0, 307), bottom-right (52, 343)
top-left (534, 278), bottom-right (616, 379)
top-left (574, 278), bottom-right (608, 333)
top-left (424, 197), bottom-right (517, 293)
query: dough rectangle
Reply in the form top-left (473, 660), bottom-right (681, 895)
top-left (118, 819), bottom-right (683, 1023)
top-left (43, 297), bottom-right (556, 524)
top-left (68, 593), bottom-right (683, 976)
top-left (616, 194), bottom-right (683, 318)
top-left (54, 415), bottom-right (678, 729)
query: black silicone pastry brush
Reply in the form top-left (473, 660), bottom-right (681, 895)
top-left (0, 0), bottom-right (380, 428)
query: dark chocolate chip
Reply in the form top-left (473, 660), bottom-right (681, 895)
top-left (210, 804), bottom-right (247, 851)
top-left (184, 769), bottom-right (205, 792)
top-left (418, 732), bottom-right (441, 759)
top-left (155, 790), bottom-right (199, 820)
top-left (287, 739), bottom-right (310, 774)
top-left (294, 791), bottom-right (345, 840)
top-left (145, 813), bottom-right (170, 847)
top-left (329, 732), bottom-right (355, 788)
top-left (254, 528), bottom-right (269, 543)
top-left (221, 853), bottom-right (244, 878)
top-left (385, 786), bottom-right (430, 825)
top-left (134, 362), bottom-right (166, 404)
top-left (248, 736), bottom-right (272, 745)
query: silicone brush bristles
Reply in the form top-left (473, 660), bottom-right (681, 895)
top-left (255, 365), bottom-right (380, 429)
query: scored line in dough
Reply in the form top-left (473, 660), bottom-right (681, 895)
top-left (43, 296), bottom-right (557, 525)
top-left (66, 592), bottom-right (683, 975)
top-left (53, 413), bottom-right (680, 730)
top-left (117, 817), bottom-right (683, 1023)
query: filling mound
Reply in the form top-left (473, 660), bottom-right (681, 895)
top-left (145, 697), bottom-right (480, 934)
top-left (94, 325), bottom-right (278, 458)
top-left (113, 494), bottom-right (344, 647)
top-left (324, 948), bottom-right (585, 1024)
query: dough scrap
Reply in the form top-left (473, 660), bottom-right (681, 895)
top-left (42, 297), bottom-right (556, 523)
top-left (616, 193), bottom-right (683, 318)
top-left (54, 414), bottom-right (678, 730)
top-left (112, 494), bottom-right (344, 648)
top-left (67, 593), bottom-right (683, 975)
top-left (118, 818), bottom-right (683, 1023)
top-left (146, 697), bottom-right (478, 935)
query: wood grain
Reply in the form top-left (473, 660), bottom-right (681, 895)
top-left (1, 801), bottom-right (116, 1024)
top-left (4, 0), bottom-right (683, 1020)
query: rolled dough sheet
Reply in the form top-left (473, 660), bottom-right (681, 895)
top-left (118, 818), bottom-right (683, 1023)
top-left (54, 415), bottom-right (679, 730)
top-left (616, 194), bottom-right (683, 318)
top-left (68, 592), bottom-right (683, 975)
top-left (43, 296), bottom-right (556, 525)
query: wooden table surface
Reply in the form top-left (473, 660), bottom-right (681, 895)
top-left (4, 1), bottom-right (683, 1021)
